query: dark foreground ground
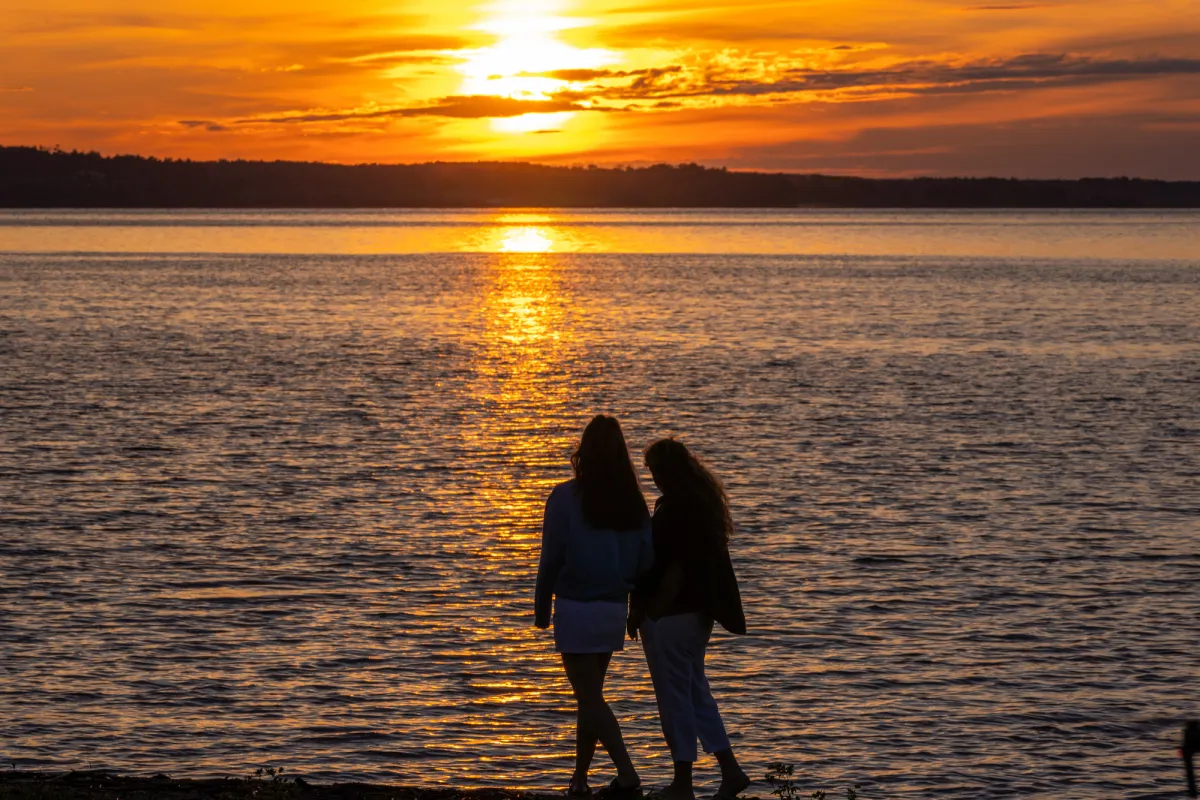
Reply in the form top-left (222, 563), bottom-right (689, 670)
top-left (0, 772), bottom-right (561, 800)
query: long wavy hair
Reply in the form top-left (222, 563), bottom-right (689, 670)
top-left (644, 438), bottom-right (733, 543)
top-left (571, 415), bottom-right (649, 531)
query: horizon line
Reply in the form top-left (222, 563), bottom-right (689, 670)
top-left (6, 144), bottom-right (1199, 184)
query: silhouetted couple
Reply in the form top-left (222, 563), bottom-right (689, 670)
top-left (534, 415), bottom-right (749, 800)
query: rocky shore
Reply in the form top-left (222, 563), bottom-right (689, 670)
top-left (0, 772), bottom-right (561, 800)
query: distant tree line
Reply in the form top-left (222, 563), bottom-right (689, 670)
top-left (2, 145), bottom-right (1199, 208)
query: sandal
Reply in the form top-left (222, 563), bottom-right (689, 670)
top-left (567, 779), bottom-right (593, 797)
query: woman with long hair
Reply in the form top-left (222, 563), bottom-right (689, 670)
top-left (535, 415), bottom-right (654, 799)
top-left (629, 439), bottom-right (749, 800)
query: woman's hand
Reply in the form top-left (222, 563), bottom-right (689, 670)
top-left (534, 615), bottom-right (550, 630)
top-left (627, 609), bottom-right (644, 640)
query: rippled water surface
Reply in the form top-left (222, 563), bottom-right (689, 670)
top-left (2, 210), bottom-right (1198, 799)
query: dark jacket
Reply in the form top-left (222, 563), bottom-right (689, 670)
top-left (632, 496), bottom-right (746, 635)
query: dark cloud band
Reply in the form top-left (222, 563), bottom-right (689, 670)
top-left (239, 95), bottom-right (599, 124)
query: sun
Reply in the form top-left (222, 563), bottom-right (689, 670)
top-left (458, 0), bottom-right (615, 134)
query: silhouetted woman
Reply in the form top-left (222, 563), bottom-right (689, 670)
top-left (629, 439), bottom-right (748, 800)
top-left (535, 415), bottom-right (653, 799)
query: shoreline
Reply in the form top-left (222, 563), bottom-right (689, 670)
top-left (5, 146), bottom-right (1200, 208)
top-left (0, 772), bottom-right (563, 800)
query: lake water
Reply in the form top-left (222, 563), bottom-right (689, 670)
top-left (1, 210), bottom-right (1198, 799)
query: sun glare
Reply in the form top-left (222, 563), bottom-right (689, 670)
top-left (500, 227), bottom-right (555, 252)
top-left (458, 0), bottom-right (615, 134)
top-left (492, 111), bottom-right (576, 134)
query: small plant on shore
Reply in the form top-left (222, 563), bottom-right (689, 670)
top-left (242, 765), bottom-right (304, 798)
top-left (806, 787), bottom-right (861, 800)
top-left (765, 763), bottom-right (798, 800)
top-left (764, 763), bottom-right (862, 800)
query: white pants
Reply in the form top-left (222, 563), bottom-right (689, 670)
top-left (640, 613), bottom-right (731, 762)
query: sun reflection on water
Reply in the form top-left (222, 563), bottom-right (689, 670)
top-left (467, 246), bottom-right (574, 575)
top-left (450, 248), bottom-right (579, 758)
top-left (452, 215), bottom-right (586, 253)
top-left (500, 227), bottom-right (555, 254)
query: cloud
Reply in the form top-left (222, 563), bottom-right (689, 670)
top-left (213, 52), bottom-right (1200, 133)
top-left (330, 47), bottom-right (463, 65)
top-left (1, 9), bottom-right (472, 80)
top-left (1, 86), bottom-right (35, 93)
top-left (606, 20), bottom-right (844, 44)
top-left (178, 120), bottom-right (229, 132)
top-left (4, 9), bottom-right (430, 36)
top-left (555, 52), bottom-right (1200, 108)
top-left (299, 36), bottom-right (473, 61)
top-left (240, 95), bottom-right (604, 124)
top-left (8, 12), bottom-right (192, 34)
top-left (515, 67), bottom-right (682, 82)
top-left (268, 39), bottom-right (468, 77)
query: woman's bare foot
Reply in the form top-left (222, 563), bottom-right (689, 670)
top-left (596, 776), bottom-right (642, 800)
top-left (658, 784), bottom-right (696, 800)
top-left (714, 770), bottom-right (750, 800)
top-left (712, 749), bottom-right (749, 800)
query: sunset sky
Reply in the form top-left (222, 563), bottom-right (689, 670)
top-left (3, 0), bottom-right (1199, 177)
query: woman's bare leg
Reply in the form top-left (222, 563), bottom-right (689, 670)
top-left (667, 760), bottom-right (696, 800)
top-left (567, 652), bottom-right (612, 787)
top-left (562, 652), bottom-right (639, 787)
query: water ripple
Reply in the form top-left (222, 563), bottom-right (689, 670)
top-left (1, 241), bottom-right (1198, 799)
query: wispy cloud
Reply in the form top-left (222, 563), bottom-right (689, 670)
top-left (178, 119), bottom-right (229, 132)
top-left (547, 52), bottom-right (1200, 108)
top-left (4, 9), bottom-right (429, 36)
top-left (966, 4), bottom-right (1049, 10)
top-left (195, 51), bottom-right (1200, 134)
top-left (515, 67), bottom-right (683, 82)
top-left (240, 95), bottom-right (606, 125)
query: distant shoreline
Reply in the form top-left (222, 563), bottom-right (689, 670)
top-left (4, 146), bottom-right (1200, 209)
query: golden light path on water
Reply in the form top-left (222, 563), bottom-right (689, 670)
top-left (451, 225), bottom-right (579, 757)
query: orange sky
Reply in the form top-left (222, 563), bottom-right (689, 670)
top-left (2, 0), bottom-right (1199, 177)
